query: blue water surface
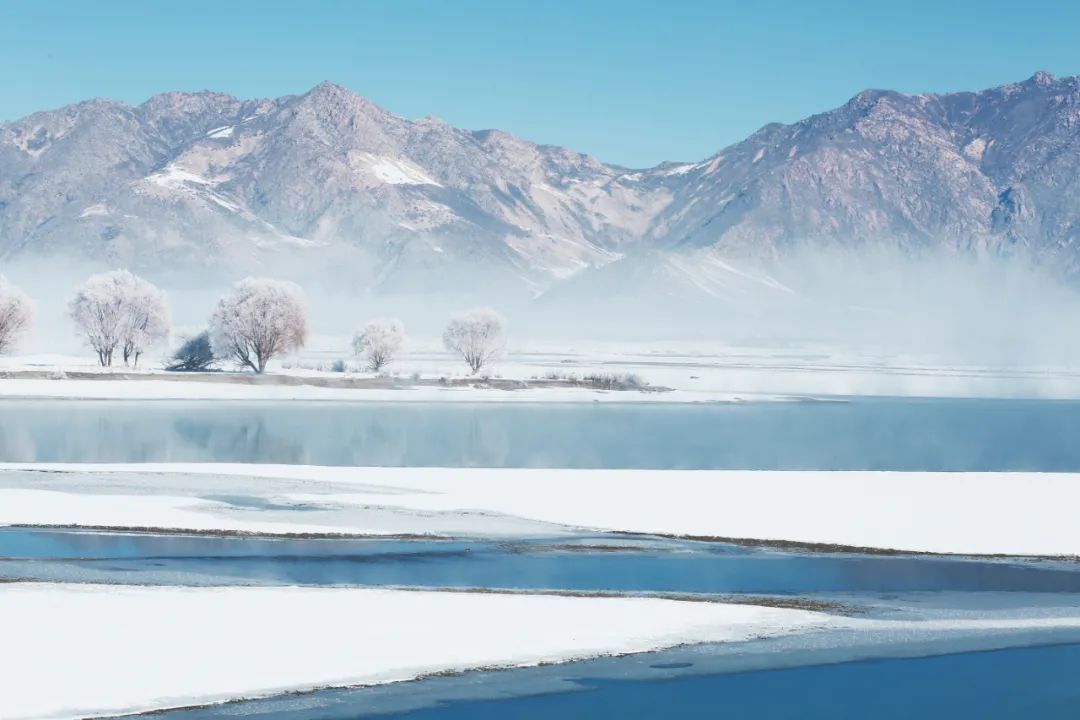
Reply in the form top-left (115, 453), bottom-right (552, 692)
top-left (4, 529), bottom-right (1080, 594)
top-left (386, 644), bottom-right (1080, 720)
top-left (131, 644), bottom-right (1080, 719)
top-left (2, 397), bottom-right (1080, 469)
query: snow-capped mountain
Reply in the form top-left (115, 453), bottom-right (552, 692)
top-left (644, 71), bottom-right (1080, 263)
top-left (3, 72), bottom-right (1080, 297)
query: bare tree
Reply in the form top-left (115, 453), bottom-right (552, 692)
top-left (352, 318), bottom-right (407, 372)
top-left (69, 270), bottom-right (171, 367)
top-left (210, 278), bottom-right (308, 373)
top-left (0, 275), bottom-right (34, 354)
top-left (442, 308), bottom-right (506, 374)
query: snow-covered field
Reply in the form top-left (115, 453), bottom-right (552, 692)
top-left (0, 583), bottom-right (836, 720)
top-left (2, 464), bottom-right (1078, 556)
top-left (4, 339), bottom-right (1080, 401)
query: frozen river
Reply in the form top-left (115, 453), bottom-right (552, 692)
top-left (9, 526), bottom-right (1080, 719)
top-left (5, 396), bottom-right (1080, 717)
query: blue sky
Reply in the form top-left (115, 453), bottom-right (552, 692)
top-left (2, 0), bottom-right (1079, 167)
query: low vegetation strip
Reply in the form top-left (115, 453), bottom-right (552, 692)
top-left (0, 368), bottom-right (672, 392)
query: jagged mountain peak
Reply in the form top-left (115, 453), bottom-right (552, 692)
top-left (294, 81), bottom-right (393, 118)
top-left (1029, 70), bottom-right (1057, 87)
top-left (3, 74), bottom-right (1080, 297)
top-left (139, 89), bottom-right (239, 110)
top-left (308, 79), bottom-right (352, 94)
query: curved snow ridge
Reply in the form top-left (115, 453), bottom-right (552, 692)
top-left (206, 125), bottom-right (234, 139)
top-left (0, 583), bottom-right (834, 720)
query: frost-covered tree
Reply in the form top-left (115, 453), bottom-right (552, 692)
top-left (69, 276), bottom-right (123, 367)
top-left (69, 270), bottom-right (171, 367)
top-left (442, 308), bottom-right (506, 374)
top-left (119, 282), bottom-right (170, 368)
top-left (352, 318), bottom-right (406, 372)
top-left (0, 275), bottom-right (34, 354)
top-left (209, 278), bottom-right (308, 373)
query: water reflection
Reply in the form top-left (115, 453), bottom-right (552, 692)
top-left (2, 398), bottom-right (1080, 469)
top-left (174, 418), bottom-right (307, 465)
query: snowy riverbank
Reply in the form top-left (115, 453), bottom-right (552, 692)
top-left (2, 464), bottom-right (1078, 556)
top-left (0, 375), bottom-right (746, 403)
top-left (0, 583), bottom-right (836, 720)
top-left (6, 583), bottom-right (1080, 719)
top-left (5, 341), bottom-right (1080, 401)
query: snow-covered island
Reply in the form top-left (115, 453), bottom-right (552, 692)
top-left (2, 463), bottom-right (1079, 557)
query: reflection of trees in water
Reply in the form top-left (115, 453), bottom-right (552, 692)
top-left (2, 406), bottom-right (198, 463)
top-left (299, 406), bottom-right (511, 467)
top-left (173, 415), bottom-right (305, 464)
top-left (0, 423), bottom-right (35, 461)
top-left (339, 415), bottom-right (409, 466)
top-left (461, 410), bottom-right (510, 467)
top-left (11, 400), bottom-right (1080, 470)
top-left (286, 406), bottom-right (508, 467)
top-left (0, 404), bottom-right (515, 467)
top-left (176, 408), bottom-right (414, 466)
top-left (3, 404), bottom-right (525, 466)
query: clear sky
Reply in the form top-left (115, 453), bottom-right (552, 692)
top-left (2, 0), bottom-right (1080, 167)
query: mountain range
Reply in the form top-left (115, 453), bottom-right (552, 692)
top-left (3, 71), bottom-right (1080, 300)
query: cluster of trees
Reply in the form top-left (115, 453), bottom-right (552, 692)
top-left (349, 308), bottom-right (507, 374)
top-left (67, 270), bottom-right (171, 368)
top-left (0, 270), bottom-right (508, 375)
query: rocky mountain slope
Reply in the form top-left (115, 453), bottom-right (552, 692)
top-left (3, 72), bottom-right (1079, 298)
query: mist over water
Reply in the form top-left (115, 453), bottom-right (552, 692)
top-left (3, 246), bottom-right (1080, 367)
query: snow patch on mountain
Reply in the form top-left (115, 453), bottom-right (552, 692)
top-left (144, 164), bottom-right (216, 189)
top-left (78, 204), bottom-right (109, 219)
top-left (353, 152), bottom-right (441, 186)
top-left (963, 137), bottom-right (990, 161)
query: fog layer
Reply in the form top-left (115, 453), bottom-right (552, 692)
top-left (3, 246), bottom-right (1079, 366)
